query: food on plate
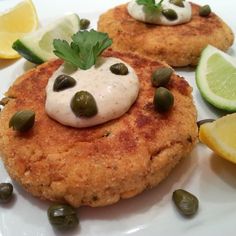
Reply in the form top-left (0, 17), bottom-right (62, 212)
top-left (199, 4), bottom-right (211, 17)
top-left (196, 45), bottom-right (236, 112)
top-left (98, 0), bottom-right (234, 67)
top-left (128, 0), bottom-right (192, 25)
top-left (48, 30), bottom-right (138, 127)
top-left (9, 110), bottom-right (35, 132)
top-left (199, 113), bottom-right (236, 164)
top-left (0, 0), bottom-right (38, 59)
top-left (151, 67), bottom-right (173, 87)
top-left (46, 55), bottom-right (139, 127)
top-left (172, 189), bottom-right (199, 216)
top-left (79, 18), bottom-right (90, 30)
top-left (153, 87), bottom-right (174, 112)
top-left (0, 183), bottom-right (13, 203)
top-left (0, 28), bottom-right (197, 207)
top-left (48, 204), bottom-right (79, 229)
top-left (12, 13), bottom-right (80, 64)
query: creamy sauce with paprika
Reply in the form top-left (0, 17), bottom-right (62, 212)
top-left (45, 57), bottom-right (139, 128)
top-left (127, 0), bottom-right (192, 25)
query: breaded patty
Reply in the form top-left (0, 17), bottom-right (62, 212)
top-left (0, 50), bottom-right (197, 207)
top-left (98, 3), bottom-right (234, 67)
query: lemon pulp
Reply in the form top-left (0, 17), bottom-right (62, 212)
top-left (0, 0), bottom-right (38, 59)
top-left (199, 113), bottom-right (236, 163)
top-left (196, 45), bottom-right (236, 112)
top-left (207, 54), bottom-right (236, 100)
top-left (0, 0), bottom-right (38, 33)
top-left (12, 13), bottom-right (80, 64)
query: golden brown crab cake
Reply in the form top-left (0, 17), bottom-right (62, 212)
top-left (98, 2), bottom-right (234, 67)
top-left (0, 50), bottom-right (197, 207)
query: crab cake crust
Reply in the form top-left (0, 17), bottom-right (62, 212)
top-left (98, 3), bottom-right (234, 67)
top-left (0, 50), bottom-right (197, 207)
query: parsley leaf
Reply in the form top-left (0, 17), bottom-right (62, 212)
top-left (53, 29), bottom-right (112, 70)
top-left (136, 0), bottom-right (164, 11)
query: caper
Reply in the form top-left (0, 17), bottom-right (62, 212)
top-left (9, 110), bottom-right (35, 132)
top-left (162, 9), bottom-right (178, 21)
top-left (153, 87), bottom-right (174, 112)
top-left (71, 91), bottom-right (98, 117)
top-left (199, 5), bottom-right (211, 17)
top-left (197, 118), bottom-right (215, 128)
top-left (110, 63), bottom-right (129, 75)
top-left (80, 18), bottom-right (90, 30)
top-left (169, 0), bottom-right (184, 8)
top-left (53, 74), bottom-right (76, 92)
top-left (0, 183), bottom-right (13, 203)
top-left (47, 204), bottom-right (79, 229)
top-left (152, 67), bottom-right (173, 87)
top-left (172, 189), bottom-right (199, 216)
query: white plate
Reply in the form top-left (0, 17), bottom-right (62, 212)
top-left (0, 0), bottom-right (236, 235)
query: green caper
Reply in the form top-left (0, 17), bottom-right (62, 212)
top-left (0, 183), bottom-right (13, 203)
top-left (162, 9), bottom-right (178, 21)
top-left (199, 5), bottom-right (211, 17)
top-left (169, 0), bottom-right (184, 8)
top-left (153, 87), bottom-right (174, 112)
top-left (110, 63), bottom-right (129, 75)
top-left (9, 110), bottom-right (35, 132)
top-left (172, 189), bottom-right (199, 216)
top-left (53, 74), bottom-right (76, 92)
top-left (152, 67), bottom-right (173, 87)
top-left (80, 18), bottom-right (90, 30)
top-left (197, 118), bottom-right (215, 128)
top-left (71, 91), bottom-right (98, 117)
top-left (47, 204), bottom-right (79, 229)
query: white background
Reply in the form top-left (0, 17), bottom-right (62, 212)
top-left (0, 1), bottom-right (236, 236)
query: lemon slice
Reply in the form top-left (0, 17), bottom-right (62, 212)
top-left (0, 32), bottom-right (25, 58)
top-left (0, 0), bottom-right (38, 59)
top-left (12, 13), bottom-right (80, 64)
top-left (196, 45), bottom-right (236, 112)
top-left (199, 113), bottom-right (236, 164)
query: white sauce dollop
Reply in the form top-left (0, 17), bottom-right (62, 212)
top-left (127, 0), bottom-right (192, 25)
top-left (45, 57), bottom-right (139, 128)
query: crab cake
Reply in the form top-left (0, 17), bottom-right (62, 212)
top-left (98, 2), bottom-right (234, 67)
top-left (0, 50), bottom-right (197, 207)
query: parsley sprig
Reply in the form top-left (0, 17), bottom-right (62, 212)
top-left (53, 30), bottom-right (112, 70)
top-left (136, 0), bottom-right (164, 11)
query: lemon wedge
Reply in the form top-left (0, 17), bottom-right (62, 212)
top-left (196, 45), bottom-right (236, 112)
top-left (12, 13), bottom-right (80, 64)
top-left (199, 113), bottom-right (236, 163)
top-left (0, 0), bottom-right (38, 59)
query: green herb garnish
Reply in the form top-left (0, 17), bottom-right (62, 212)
top-left (53, 29), bottom-right (112, 70)
top-left (136, 0), bottom-right (164, 11)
